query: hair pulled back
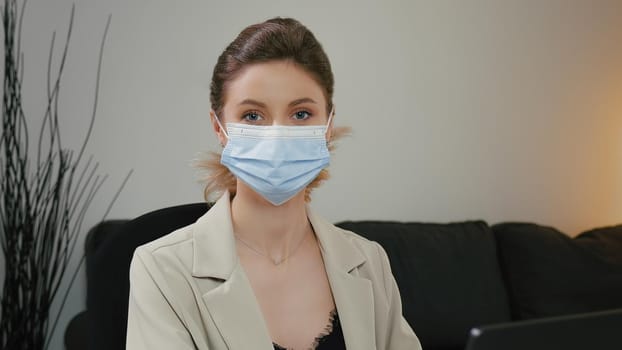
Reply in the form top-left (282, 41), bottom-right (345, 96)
top-left (199, 17), bottom-right (347, 201)
top-left (210, 17), bottom-right (334, 118)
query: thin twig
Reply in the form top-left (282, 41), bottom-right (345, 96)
top-left (0, 2), bottom-right (125, 350)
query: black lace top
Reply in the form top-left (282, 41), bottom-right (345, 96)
top-left (272, 309), bottom-right (346, 350)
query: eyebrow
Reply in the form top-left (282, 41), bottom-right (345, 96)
top-left (237, 97), bottom-right (317, 108)
top-left (238, 99), bottom-right (267, 108)
top-left (288, 98), bottom-right (317, 107)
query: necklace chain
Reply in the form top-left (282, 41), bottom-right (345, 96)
top-left (234, 231), bottom-right (308, 265)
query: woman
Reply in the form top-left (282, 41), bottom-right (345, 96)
top-left (126, 17), bottom-right (421, 350)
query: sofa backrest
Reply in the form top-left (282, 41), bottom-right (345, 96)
top-left (336, 220), bottom-right (512, 350)
top-left (492, 222), bottom-right (622, 321)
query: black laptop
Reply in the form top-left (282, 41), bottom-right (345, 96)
top-left (465, 308), bottom-right (622, 350)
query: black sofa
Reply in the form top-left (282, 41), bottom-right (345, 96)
top-left (65, 203), bottom-right (622, 350)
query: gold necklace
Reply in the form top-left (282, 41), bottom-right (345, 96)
top-left (235, 231), bottom-right (308, 265)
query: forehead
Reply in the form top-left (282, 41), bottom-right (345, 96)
top-left (224, 60), bottom-right (327, 107)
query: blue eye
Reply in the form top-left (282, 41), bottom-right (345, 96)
top-left (242, 112), bottom-right (263, 122)
top-left (293, 110), bottom-right (311, 120)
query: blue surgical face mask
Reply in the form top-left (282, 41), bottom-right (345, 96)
top-left (214, 112), bottom-right (333, 206)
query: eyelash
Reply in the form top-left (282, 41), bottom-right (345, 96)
top-left (241, 110), bottom-right (263, 122)
top-left (240, 109), bottom-right (313, 122)
top-left (292, 109), bottom-right (312, 120)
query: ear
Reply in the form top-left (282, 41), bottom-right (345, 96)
top-left (210, 110), bottom-right (227, 146)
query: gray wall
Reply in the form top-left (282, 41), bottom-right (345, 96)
top-left (2, 0), bottom-right (622, 349)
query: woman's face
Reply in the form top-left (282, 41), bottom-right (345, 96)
top-left (212, 60), bottom-right (332, 145)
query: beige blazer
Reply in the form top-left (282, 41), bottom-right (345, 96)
top-left (126, 192), bottom-right (422, 350)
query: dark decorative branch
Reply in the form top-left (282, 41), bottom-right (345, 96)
top-left (0, 1), bottom-right (130, 350)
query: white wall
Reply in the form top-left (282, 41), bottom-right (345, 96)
top-left (2, 0), bottom-right (622, 349)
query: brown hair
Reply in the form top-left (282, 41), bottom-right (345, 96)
top-left (210, 17), bottom-right (334, 117)
top-left (198, 17), bottom-right (348, 201)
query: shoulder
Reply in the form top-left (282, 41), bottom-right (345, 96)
top-left (136, 223), bottom-right (195, 254)
top-left (308, 207), bottom-right (389, 273)
top-left (128, 218), bottom-right (220, 313)
top-left (323, 223), bottom-right (392, 281)
top-left (333, 225), bottom-right (386, 260)
top-left (131, 222), bottom-right (196, 275)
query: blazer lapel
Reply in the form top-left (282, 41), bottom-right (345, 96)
top-left (190, 193), bottom-right (376, 349)
top-left (201, 265), bottom-right (273, 349)
top-left (308, 207), bottom-right (377, 350)
top-left (192, 192), bottom-right (273, 349)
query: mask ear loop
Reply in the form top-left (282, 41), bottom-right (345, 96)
top-left (324, 108), bottom-right (334, 135)
top-left (213, 114), bottom-right (230, 139)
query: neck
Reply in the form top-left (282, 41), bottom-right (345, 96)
top-left (230, 183), bottom-right (311, 257)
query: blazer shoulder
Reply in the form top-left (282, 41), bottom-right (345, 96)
top-left (135, 223), bottom-right (195, 255)
top-left (334, 225), bottom-right (372, 243)
top-left (132, 223), bottom-right (197, 276)
top-left (330, 224), bottom-right (387, 264)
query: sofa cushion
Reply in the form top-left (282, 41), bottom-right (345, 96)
top-left (492, 222), bottom-right (622, 321)
top-left (336, 220), bottom-right (511, 350)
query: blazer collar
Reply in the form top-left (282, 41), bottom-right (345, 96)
top-left (192, 192), bottom-right (274, 348)
top-left (191, 191), bottom-right (375, 349)
top-left (191, 191), bottom-right (366, 279)
top-left (306, 205), bottom-right (376, 349)
top-left (191, 191), bottom-right (237, 279)
top-left (306, 205), bottom-right (366, 273)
